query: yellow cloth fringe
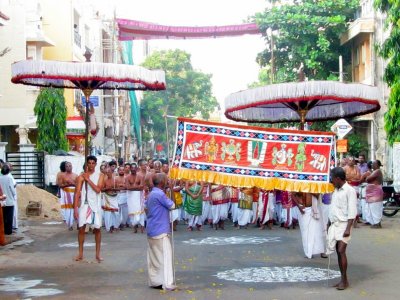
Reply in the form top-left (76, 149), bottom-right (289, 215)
top-left (169, 168), bottom-right (334, 194)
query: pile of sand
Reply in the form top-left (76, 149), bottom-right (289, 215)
top-left (17, 185), bottom-right (62, 220)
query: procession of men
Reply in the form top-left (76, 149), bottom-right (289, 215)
top-left (50, 153), bottom-right (386, 292)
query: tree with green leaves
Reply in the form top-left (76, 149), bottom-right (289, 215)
top-left (250, 1), bottom-right (368, 156)
top-left (140, 49), bottom-right (218, 153)
top-left (34, 87), bottom-right (68, 154)
top-left (375, 0), bottom-right (400, 145)
top-left (253, 0), bottom-right (359, 83)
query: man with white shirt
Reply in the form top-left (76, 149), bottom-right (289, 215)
top-left (327, 167), bottom-right (357, 291)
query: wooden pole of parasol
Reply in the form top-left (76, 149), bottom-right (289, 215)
top-left (82, 88), bottom-right (93, 159)
top-left (298, 109), bottom-right (307, 130)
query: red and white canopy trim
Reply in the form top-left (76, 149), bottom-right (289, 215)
top-left (66, 116), bottom-right (85, 139)
top-left (225, 81), bottom-right (381, 123)
top-left (117, 18), bottom-right (260, 40)
top-left (11, 60), bottom-right (166, 91)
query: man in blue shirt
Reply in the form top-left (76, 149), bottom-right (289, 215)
top-left (145, 173), bottom-right (176, 291)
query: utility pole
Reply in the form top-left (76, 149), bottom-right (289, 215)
top-left (339, 55), bottom-right (344, 162)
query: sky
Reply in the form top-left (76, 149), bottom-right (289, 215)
top-left (109, 0), bottom-right (268, 109)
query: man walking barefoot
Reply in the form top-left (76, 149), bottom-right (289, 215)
top-left (74, 156), bottom-right (104, 262)
top-left (327, 167), bottom-right (357, 290)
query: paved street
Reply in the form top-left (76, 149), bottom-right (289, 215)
top-left (0, 215), bottom-right (399, 300)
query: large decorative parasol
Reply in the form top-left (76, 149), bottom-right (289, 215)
top-left (224, 81), bottom-right (380, 129)
top-left (11, 57), bottom-right (166, 158)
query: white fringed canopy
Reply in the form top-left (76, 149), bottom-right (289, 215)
top-left (11, 60), bottom-right (166, 91)
top-left (225, 81), bottom-right (380, 123)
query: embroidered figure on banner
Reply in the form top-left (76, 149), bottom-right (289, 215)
top-left (185, 140), bottom-right (203, 159)
top-left (247, 140), bottom-right (267, 167)
top-left (204, 136), bottom-right (219, 162)
top-left (309, 149), bottom-right (327, 171)
top-left (272, 144), bottom-right (294, 166)
top-left (295, 142), bottom-right (307, 172)
top-left (221, 139), bottom-right (241, 163)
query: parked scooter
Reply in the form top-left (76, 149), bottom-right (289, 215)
top-left (382, 186), bottom-right (400, 217)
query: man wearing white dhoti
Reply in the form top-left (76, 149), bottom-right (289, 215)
top-left (145, 173), bottom-right (176, 291)
top-left (115, 166), bottom-right (129, 229)
top-left (58, 162), bottom-right (78, 230)
top-left (258, 190), bottom-right (275, 230)
top-left (126, 163), bottom-right (146, 233)
top-left (228, 186), bottom-right (240, 227)
top-left (210, 184), bottom-right (229, 230)
top-left (365, 160), bottom-right (384, 228)
top-left (74, 156), bottom-right (104, 263)
top-left (327, 167), bottom-right (357, 291)
top-left (293, 193), bottom-right (326, 258)
top-left (102, 165), bottom-right (119, 233)
top-left (237, 188), bottom-right (254, 229)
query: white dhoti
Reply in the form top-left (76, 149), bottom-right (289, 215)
top-left (127, 191), bottom-right (146, 227)
top-left (230, 202), bottom-right (239, 223)
top-left (102, 193), bottom-right (119, 231)
top-left (78, 204), bottom-right (102, 229)
top-left (187, 214), bottom-right (202, 227)
top-left (298, 207), bottom-right (326, 258)
top-left (359, 184), bottom-right (368, 221)
top-left (326, 221), bottom-right (351, 255)
top-left (366, 201), bottom-right (383, 225)
top-left (170, 208), bottom-right (181, 222)
top-left (202, 201), bottom-right (212, 223)
top-left (251, 202), bottom-right (258, 224)
top-left (274, 203), bottom-right (282, 223)
top-left (281, 207), bottom-right (293, 227)
top-left (258, 192), bottom-right (275, 225)
top-left (60, 187), bottom-right (75, 229)
top-left (13, 197), bottom-right (18, 229)
top-left (147, 233), bottom-right (175, 290)
top-left (237, 208), bottom-right (253, 226)
top-left (211, 203), bottom-right (229, 224)
top-left (117, 192), bottom-right (129, 227)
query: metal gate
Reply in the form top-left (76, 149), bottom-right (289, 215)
top-left (5, 151), bottom-right (45, 189)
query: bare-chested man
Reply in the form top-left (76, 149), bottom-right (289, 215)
top-left (145, 160), bottom-right (163, 191)
top-left (109, 160), bottom-right (118, 174)
top-left (127, 163), bottom-right (146, 233)
top-left (73, 156), bottom-right (104, 262)
top-left (115, 166), bottom-right (129, 229)
top-left (343, 157), bottom-right (362, 226)
top-left (58, 162), bottom-right (78, 230)
top-left (365, 160), bottom-right (384, 228)
top-left (56, 161), bottom-right (67, 222)
top-left (102, 164), bottom-right (119, 233)
top-left (124, 163), bottom-right (131, 176)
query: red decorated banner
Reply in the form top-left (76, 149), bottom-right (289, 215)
top-left (170, 118), bottom-right (336, 193)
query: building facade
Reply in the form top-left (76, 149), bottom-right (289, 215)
top-left (341, 0), bottom-right (392, 178)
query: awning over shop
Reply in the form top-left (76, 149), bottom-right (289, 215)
top-left (66, 116), bottom-right (85, 139)
top-left (117, 19), bottom-right (261, 40)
